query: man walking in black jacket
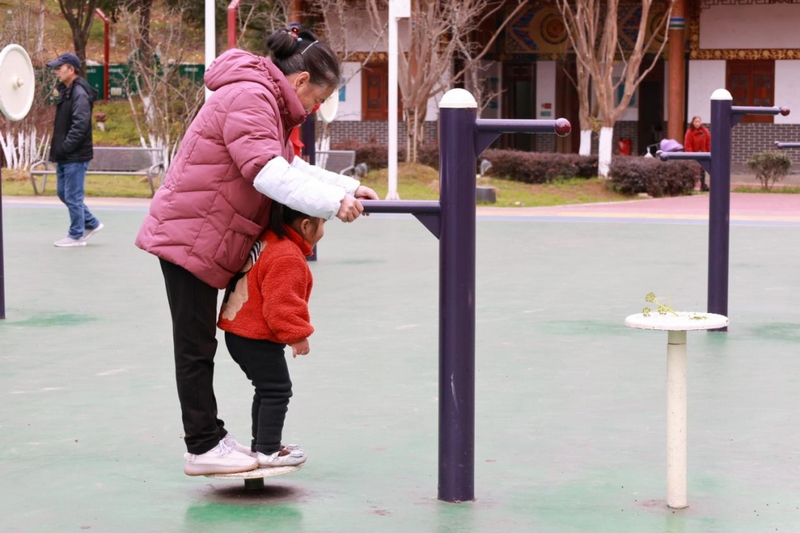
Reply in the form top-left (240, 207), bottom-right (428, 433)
top-left (47, 53), bottom-right (103, 247)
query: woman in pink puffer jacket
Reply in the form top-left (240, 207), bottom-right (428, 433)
top-left (135, 28), bottom-right (377, 476)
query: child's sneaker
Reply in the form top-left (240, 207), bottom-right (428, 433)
top-left (221, 433), bottom-right (253, 455)
top-left (281, 443), bottom-right (304, 454)
top-left (183, 440), bottom-right (258, 476)
top-left (257, 446), bottom-right (307, 468)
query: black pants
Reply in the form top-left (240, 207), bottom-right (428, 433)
top-left (224, 332), bottom-right (292, 455)
top-left (160, 259), bottom-right (227, 454)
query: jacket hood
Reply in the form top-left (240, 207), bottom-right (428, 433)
top-left (205, 49), bottom-right (307, 129)
top-left (59, 77), bottom-right (98, 102)
top-left (73, 77), bottom-right (98, 102)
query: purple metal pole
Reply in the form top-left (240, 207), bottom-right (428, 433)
top-left (775, 141), bottom-right (800, 149)
top-left (0, 171), bottom-right (5, 319)
top-left (660, 97), bottom-right (787, 331)
top-left (438, 90), bottom-right (477, 502)
top-left (708, 90), bottom-right (733, 329)
top-left (360, 91), bottom-right (569, 503)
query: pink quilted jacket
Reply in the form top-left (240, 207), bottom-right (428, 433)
top-left (135, 49), bottom-right (306, 289)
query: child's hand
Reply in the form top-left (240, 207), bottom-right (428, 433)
top-left (291, 339), bottom-right (310, 358)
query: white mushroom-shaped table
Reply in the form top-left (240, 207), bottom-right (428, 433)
top-left (624, 311), bottom-right (729, 509)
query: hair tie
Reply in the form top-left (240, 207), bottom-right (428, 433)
top-left (291, 27), bottom-right (299, 40)
top-left (301, 41), bottom-right (319, 55)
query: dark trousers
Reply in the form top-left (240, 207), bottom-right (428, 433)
top-left (224, 332), bottom-right (292, 455)
top-left (160, 259), bottom-right (227, 454)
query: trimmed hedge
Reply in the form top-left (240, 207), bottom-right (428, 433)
top-left (607, 157), bottom-right (698, 197)
top-left (482, 149), bottom-right (598, 183)
top-left (332, 141), bottom-right (696, 197)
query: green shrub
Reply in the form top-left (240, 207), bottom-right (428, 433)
top-left (608, 158), bottom-right (697, 197)
top-left (482, 150), bottom-right (598, 183)
top-left (332, 144), bottom-right (600, 182)
top-left (747, 150), bottom-right (792, 190)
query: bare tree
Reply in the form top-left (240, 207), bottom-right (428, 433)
top-left (557, 55), bottom-right (595, 156)
top-left (57, 0), bottom-right (100, 73)
top-left (118, 4), bottom-right (205, 168)
top-left (307, 0), bottom-right (388, 146)
top-left (311, 1), bottom-right (525, 162)
top-left (134, 0), bottom-right (154, 67)
top-left (36, 0), bottom-right (46, 55)
top-left (235, 0), bottom-right (292, 49)
top-left (0, 2), bottom-right (55, 170)
top-left (398, 0), bottom-right (526, 163)
top-left (557, 0), bottom-right (672, 175)
top-left (450, 2), bottom-right (526, 117)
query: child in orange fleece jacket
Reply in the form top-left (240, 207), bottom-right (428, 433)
top-left (218, 202), bottom-right (325, 468)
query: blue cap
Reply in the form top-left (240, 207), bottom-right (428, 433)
top-left (47, 53), bottom-right (81, 70)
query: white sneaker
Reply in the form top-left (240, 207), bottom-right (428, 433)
top-left (54, 236), bottom-right (86, 247)
top-left (256, 447), bottom-right (307, 468)
top-left (221, 433), bottom-right (253, 456)
top-left (183, 440), bottom-right (258, 476)
top-left (83, 223), bottom-right (104, 241)
top-left (281, 443), bottom-right (305, 454)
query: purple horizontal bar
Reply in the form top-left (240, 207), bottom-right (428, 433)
top-left (658, 151), bottom-right (712, 162)
top-left (775, 141), bottom-right (800, 149)
top-left (360, 200), bottom-right (441, 215)
top-left (732, 106), bottom-right (790, 116)
top-left (475, 118), bottom-right (571, 136)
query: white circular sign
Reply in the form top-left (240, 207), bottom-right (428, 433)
top-left (0, 44), bottom-right (35, 121)
top-left (317, 88), bottom-right (339, 124)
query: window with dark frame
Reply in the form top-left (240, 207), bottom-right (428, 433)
top-left (726, 60), bottom-right (775, 124)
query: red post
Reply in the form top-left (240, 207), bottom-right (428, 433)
top-left (94, 8), bottom-right (110, 101)
top-left (227, 0), bottom-right (241, 50)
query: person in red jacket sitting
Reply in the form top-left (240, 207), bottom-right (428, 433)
top-left (684, 116), bottom-right (711, 191)
top-left (217, 202), bottom-right (325, 468)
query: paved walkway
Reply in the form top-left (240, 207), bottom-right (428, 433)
top-left (5, 187), bottom-right (800, 223)
top-left (1, 193), bottom-right (799, 532)
top-left (477, 193), bottom-right (800, 226)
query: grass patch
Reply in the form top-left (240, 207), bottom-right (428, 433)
top-left (733, 186), bottom-right (800, 194)
top-left (360, 163), bottom-right (632, 207)
top-left (3, 162), bottom-right (633, 206)
top-left (2, 168), bottom-right (155, 198)
top-left (93, 101), bottom-right (146, 147)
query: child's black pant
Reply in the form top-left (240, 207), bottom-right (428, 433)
top-left (224, 332), bottom-right (292, 455)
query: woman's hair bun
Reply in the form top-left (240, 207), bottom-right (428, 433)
top-left (266, 30), bottom-right (298, 61)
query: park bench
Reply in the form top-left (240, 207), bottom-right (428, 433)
top-left (29, 146), bottom-right (165, 197)
top-left (316, 150), bottom-right (356, 176)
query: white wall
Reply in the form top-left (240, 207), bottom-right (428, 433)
top-left (614, 63), bottom-right (638, 121)
top-left (687, 60), bottom-right (725, 122)
top-left (775, 61), bottom-right (800, 125)
top-left (337, 62), bottom-right (362, 121)
top-left (536, 61), bottom-right (556, 119)
top-left (590, 63), bottom-right (639, 121)
top-left (479, 60), bottom-right (502, 119)
top-left (700, 5), bottom-right (800, 50)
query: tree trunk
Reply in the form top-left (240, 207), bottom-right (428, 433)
top-left (138, 0), bottom-right (153, 68)
top-left (598, 126), bottom-right (614, 177)
top-left (36, 0), bottom-right (46, 55)
top-left (579, 130), bottom-right (592, 156)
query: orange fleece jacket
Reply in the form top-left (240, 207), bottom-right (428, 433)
top-left (217, 226), bottom-right (314, 344)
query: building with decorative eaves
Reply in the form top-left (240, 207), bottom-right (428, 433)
top-left (323, 0), bottom-right (800, 166)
